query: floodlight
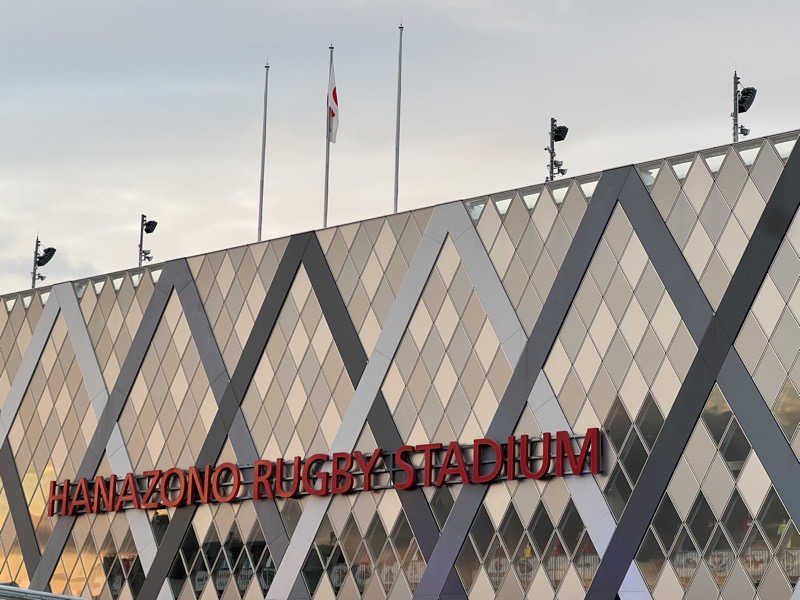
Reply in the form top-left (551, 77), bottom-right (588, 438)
top-left (31, 236), bottom-right (56, 288)
top-left (36, 247), bottom-right (56, 267)
top-left (732, 71), bottom-right (757, 142)
top-left (546, 118), bottom-right (570, 181)
top-left (138, 214), bottom-right (159, 266)
top-left (738, 87), bottom-right (757, 113)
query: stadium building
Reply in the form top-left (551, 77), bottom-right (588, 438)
top-left (0, 129), bottom-right (798, 600)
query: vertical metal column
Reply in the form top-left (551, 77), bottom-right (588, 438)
top-left (393, 25), bottom-right (403, 214)
top-left (258, 62), bottom-right (270, 242)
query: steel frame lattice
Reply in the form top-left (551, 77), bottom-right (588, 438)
top-left (0, 132), bottom-right (796, 600)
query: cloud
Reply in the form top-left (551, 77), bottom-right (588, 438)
top-left (0, 0), bottom-right (798, 296)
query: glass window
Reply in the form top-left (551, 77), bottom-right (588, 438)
top-left (543, 536), bottom-right (568, 589)
top-left (574, 532), bottom-right (600, 590)
top-left (704, 526), bottom-right (734, 588)
top-left (777, 523), bottom-right (800, 586)
top-left (340, 516), bottom-right (362, 563)
top-left (301, 548), bottom-right (323, 593)
top-left (529, 503), bottom-right (554, 556)
top-left (350, 543), bottom-right (373, 593)
top-left (455, 538), bottom-right (480, 592)
top-left (365, 514), bottom-right (387, 561)
top-left (391, 514), bottom-right (413, 562)
top-left (635, 394), bottom-right (663, 451)
top-left (558, 501), bottom-right (585, 556)
top-left (688, 493), bottom-right (716, 551)
top-left (513, 535), bottom-right (537, 591)
top-left (469, 505), bottom-right (495, 559)
top-left (722, 489), bottom-right (753, 550)
top-left (604, 465), bottom-right (632, 521)
top-left (653, 495), bottom-right (681, 552)
top-left (605, 398), bottom-right (631, 453)
top-left (486, 536), bottom-right (510, 591)
top-left (499, 505), bottom-right (524, 554)
top-left (326, 546), bottom-right (348, 594)
top-left (757, 488), bottom-right (791, 549)
top-left (620, 431), bottom-right (648, 483)
top-left (772, 380), bottom-right (800, 440)
top-left (701, 385), bottom-right (731, 446)
top-left (376, 543), bottom-right (399, 593)
top-left (740, 526), bottom-right (769, 585)
top-left (720, 420), bottom-right (750, 479)
top-left (232, 551), bottom-right (253, 596)
top-left (635, 529), bottom-right (664, 590)
top-left (431, 486), bottom-right (454, 530)
top-left (670, 527), bottom-right (699, 590)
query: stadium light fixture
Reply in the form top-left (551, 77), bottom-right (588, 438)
top-left (31, 236), bottom-right (56, 288)
top-left (138, 214), bottom-right (158, 267)
top-left (545, 117), bottom-right (569, 182)
top-left (732, 71), bottom-right (757, 142)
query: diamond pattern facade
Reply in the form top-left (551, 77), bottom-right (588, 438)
top-left (318, 211), bottom-right (430, 358)
top-left (382, 235), bottom-right (513, 448)
top-left (642, 138), bottom-right (789, 310)
top-left (543, 204), bottom-right (696, 523)
top-left (635, 386), bottom-right (798, 599)
top-left (735, 200), bottom-right (800, 461)
top-left (9, 314), bottom-right (92, 552)
top-left (0, 129), bottom-right (796, 600)
top-left (189, 239), bottom-right (287, 374)
top-left (79, 272), bottom-right (156, 390)
top-left (118, 290), bottom-right (217, 472)
top-left (241, 264), bottom-right (354, 459)
top-left (469, 180), bottom-right (592, 335)
top-left (0, 290), bottom-right (47, 403)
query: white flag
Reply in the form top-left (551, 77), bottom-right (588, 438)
top-left (327, 60), bottom-right (339, 143)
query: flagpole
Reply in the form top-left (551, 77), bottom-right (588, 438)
top-left (393, 24), bottom-right (403, 214)
top-left (324, 45), bottom-right (333, 228)
top-left (257, 61), bottom-right (270, 241)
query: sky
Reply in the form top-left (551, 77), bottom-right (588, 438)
top-left (1, 0), bottom-right (799, 294)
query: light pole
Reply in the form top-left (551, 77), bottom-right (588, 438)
top-left (732, 71), bottom-right (757, 142)
top-left (31, 236), bottom-right (56, 289)
top-left (138, 215), bottom-right (158, 267)
top-left (545, 117), bottom-right (569, 182)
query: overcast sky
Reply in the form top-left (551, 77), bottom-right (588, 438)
top-left (1, 0), bottom-right (798, 294)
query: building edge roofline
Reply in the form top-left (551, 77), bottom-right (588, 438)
top-left (2, 125), bottom-right (798, 301)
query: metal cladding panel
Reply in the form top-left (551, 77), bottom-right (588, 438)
top-left (0, 130), bottom-right (796, 600)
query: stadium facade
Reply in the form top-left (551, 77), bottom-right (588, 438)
top-left (0, 129), bottom-right (798, 600)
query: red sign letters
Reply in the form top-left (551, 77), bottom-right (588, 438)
top-left (48, 428), bottom-right (601, 517)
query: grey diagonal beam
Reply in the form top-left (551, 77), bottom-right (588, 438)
top-left (412, 166), bottom-right (633, 600)
top-left (267, 205), bottom-right (453, 600)
top-left (0, 440), bottom-right (41, 578)
top-left (52, 284), bottom-right (162, 581)
top-left (444, 202), bottom-right (527, 363)
top-left (586, 144), bottom-right (800, 598)
top-left (301, 233), bottom-right (467, 599)
top-left (719, 349), bottom-right (800, 528)
top-left (0, 296), bottom-right (59, 449)
top-left (447, 201), bottom-right (649, 598)
top-left (136, 234), bottom-right (311, 600)
top-left (171, 259), bottom-right (298, 576)
top-left (29, 263), bottom-right (177, 591)
top-left (527, 372), bottom-right (651, 599)
top-left (618, 174), bottom-right (713, 343)
top-left (622, 165), bottom-right (800, 579)
top-left (0, 296), bottom-right (60, 582)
